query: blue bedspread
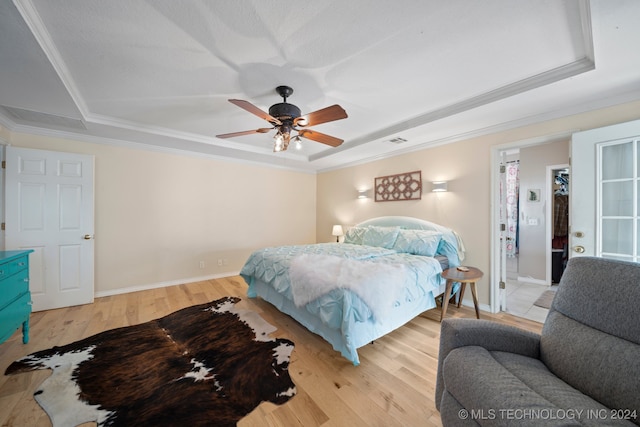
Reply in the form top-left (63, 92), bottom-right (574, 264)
top-left (240, 243), bottom-right (446, 362)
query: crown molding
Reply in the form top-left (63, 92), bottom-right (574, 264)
top-left (8, 0), bottom-right (604, 174)
top-left (14, 0), bottom-right (89, 116)
top-left (315, 88), bottom-right (640, 173)
top-left (1, 119), bottom-right (318, 174)
top-left (310, 0), bottom-right (595, 163)
top-left (310, 57), bottom-right (595, 163)
top-left (86, 113), bottom-right (273, 156)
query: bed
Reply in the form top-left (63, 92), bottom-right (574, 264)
top-left (239, 216), bottom-right (465, 365)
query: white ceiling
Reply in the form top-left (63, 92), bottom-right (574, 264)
top-left (1, 0), bottom-right (639, 172)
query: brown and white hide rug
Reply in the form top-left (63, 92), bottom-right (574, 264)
top-left (4, 296), bottom-right (296, 427)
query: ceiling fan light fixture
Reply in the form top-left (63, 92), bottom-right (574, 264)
top-left (273, 128), bottom-right (291, 152)
top-left (273, 131), bottom-right (284, 152)
top-left (217, 85), bottom-right (347, 153)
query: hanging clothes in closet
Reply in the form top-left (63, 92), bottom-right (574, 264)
top-left (552, 173), bottom-right (569, 283)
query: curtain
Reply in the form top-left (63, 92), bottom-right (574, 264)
top-left (504, 162), bottom-right (520, 257)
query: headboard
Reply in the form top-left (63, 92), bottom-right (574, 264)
top-left (355, 216), bottom-right (465, 263)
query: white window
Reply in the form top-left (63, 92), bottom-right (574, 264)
top-left (598, 139), bottom-right (639, 262)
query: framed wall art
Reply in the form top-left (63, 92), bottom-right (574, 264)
top-left (374, 170), bottom-right (422, 202)
top-left (527, 188), bottom-right (540, 202)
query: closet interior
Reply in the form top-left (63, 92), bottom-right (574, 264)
top-left (551, 169), bottom-right (569, 284)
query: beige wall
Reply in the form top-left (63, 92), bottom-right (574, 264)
top-left (317, 134), bottom-right (493, 305)
top-left (4, 99), bottom-right (640, 305)
top-left (317, 100), bottom-right (640, 308)
top-left (6, 133), bottom-right (317, 294)
top-left (0, 124), bottom-right (9, 142)
top-left (517, 140), bottom-right (569, 281)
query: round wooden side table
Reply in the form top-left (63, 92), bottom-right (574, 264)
top-left (440, 266), bottom-right (483, 321)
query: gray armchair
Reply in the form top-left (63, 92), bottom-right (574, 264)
top-left (436, 257), bottom-right (640, 426)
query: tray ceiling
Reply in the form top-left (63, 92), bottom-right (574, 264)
top-left (1, 0), bottom-right (639, 172)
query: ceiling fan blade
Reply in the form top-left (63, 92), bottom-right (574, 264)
top-left (298, 129), bottom-right (343, 147)
top-left (228, 99), bottom-right (282, 125)
top-left (295, 104), bottom-right (347, 127)
top-left (216, 128), bottom-right (273, 138)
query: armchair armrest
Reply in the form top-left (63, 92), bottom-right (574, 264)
top-left (435, 318), bottom-right (541, 409)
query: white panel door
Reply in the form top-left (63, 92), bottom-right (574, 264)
top-left (571, 119), bottom-right (640, 261)
top-left (5, 147), bottom-right (94, 311)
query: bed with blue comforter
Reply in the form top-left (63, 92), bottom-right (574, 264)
top-left (240, 216), bottom-right (464, 365)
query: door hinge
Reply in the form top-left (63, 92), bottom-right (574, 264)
top-left (499, 281), bottom-right (506, 289)
top-left (500, 223), bottom-right (506, 231)
top-left (1, 160), bottom-right (5, 169)
top-left (500, 165), bottom-right (506, 173)
top-left (1, 222), bottom-right (5, 231)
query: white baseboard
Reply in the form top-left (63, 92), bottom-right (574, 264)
top-left (458, 300), bottom-right (491, 314)
top-left (94, 270), bottom-right (241, 298)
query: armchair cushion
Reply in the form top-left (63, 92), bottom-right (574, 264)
top-left (436, 257), bottom-right (640, 426)
top-left (435, 319), bottom-right (540, 404)
top-left (442, 347), bottom-right (618, 426)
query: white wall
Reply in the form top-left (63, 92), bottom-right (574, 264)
top-left (6, 132), bottom-right (317, 294)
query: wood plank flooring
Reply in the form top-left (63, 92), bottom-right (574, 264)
top-left (0, 276), bottom-right (543, 427)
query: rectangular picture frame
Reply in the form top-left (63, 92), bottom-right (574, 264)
top-left (527, 188), bottom-right (540, 202)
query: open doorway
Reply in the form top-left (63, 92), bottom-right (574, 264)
top-left (547, 165), bottom-right (570, 286)
top-left (492, 138), bottom-right (570, 323)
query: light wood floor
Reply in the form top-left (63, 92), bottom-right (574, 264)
top-left (0, 276), bottom-right (543, 427)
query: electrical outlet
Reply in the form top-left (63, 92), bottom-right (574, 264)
top-left (217, 259), bottom-right (223, 266)
top-left (199, 261), bottom-right (205, 269)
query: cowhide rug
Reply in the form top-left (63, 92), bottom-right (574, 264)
top-left (4, 296), bottom-right (296, 427)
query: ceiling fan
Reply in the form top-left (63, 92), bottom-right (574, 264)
top-left (216, 86), bottom-right (348, 152)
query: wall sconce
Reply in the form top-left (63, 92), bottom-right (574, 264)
top-left (431, 181), bottom-right (448, 192)
top-left (332, 225), bottom-right (344, 242)
top-left (357, 189), bottom-right (368, 199)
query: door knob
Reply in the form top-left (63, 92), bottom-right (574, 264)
top-left (83, 234), bottom-right (94, 240)
top-left (573, 245), bottom-right (585, 253)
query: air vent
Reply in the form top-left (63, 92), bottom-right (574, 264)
top-left (0, 106), bottom-right (86, 130)
top-left (387, 137), bottom-right (408, 144)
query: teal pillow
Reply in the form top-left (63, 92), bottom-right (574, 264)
top-left (393, 229), bottom-right (442, 256)
top-left (362, 226), bottom-right (400, 249)
top-left (343, 226), bottom-right (368, 245)
top-left (437, 238), bottom-right (460, 267)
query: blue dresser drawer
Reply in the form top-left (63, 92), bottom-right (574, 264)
top-left (0, 269), bottom-right (29, 310)
top-left (0, 255), bottom-right (28, 280)
top-left (8, 255), bottom-right (29, 275)
top-left (0, 291), bottom-right (31, 344)
top-left (0, 250), bottom-right (33, 345)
